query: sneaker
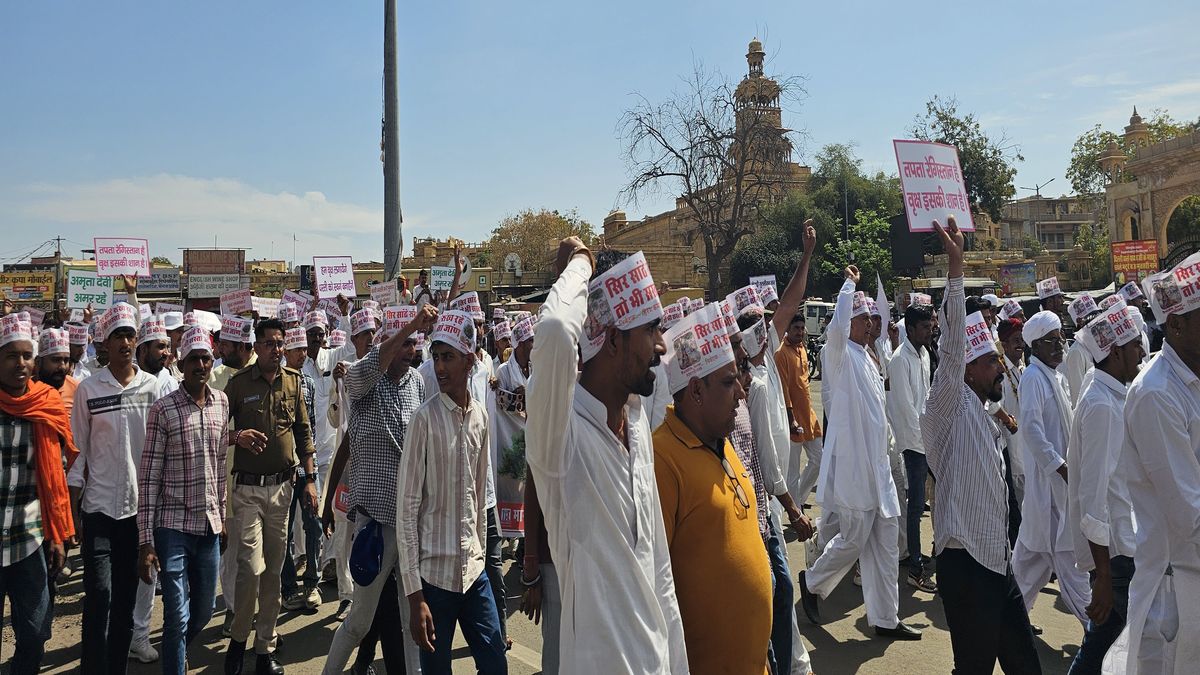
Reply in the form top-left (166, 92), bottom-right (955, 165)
top-left (335, 599), bottom-right (353, 621)
top-left (350, 664), bottom-right (377, 675)
top-left (907, 571), bottom-right (937, 593)
top-left (853, 562), bottom-right (863, 587)
top-left (304, 586), bottom-right (322, 610)
top-left (804, 531), bottom-right (821, 571)
top-left (321, 560), bottom-right (337, 584)
top-left (222, 612), bottom-right (234, 638)
top-left (282, 592), bottom-right (308, 611)
top-left (128, 640), bottom-right (159, 663)
top-left (295, 553), bottom-right (308, 577)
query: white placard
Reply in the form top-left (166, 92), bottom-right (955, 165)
top-left (94, 237), bottom-right (152, 277)
top-left (187, 274), bottom-right (248, 299)
top-left (68, 308), bottom-right (85, 323)
top-left (220, 289), bottom-right (253, 315)
top-left (384, 305), bottom-right (418, 335)
top-left (371, 280), bottom-right (398, 305)
top-left (748, 274), bottom-right (777, 299)
top-left (66, 270), bottom-right (114, 310)
top-left (155, 301), bottom-right (185, 316)
top-left (252, 296), bottom-right (280, 318)
top-left (429, 265), bottom-right (455, 292)
top-left (281, 289), bottom-right (314, 311)
top-left (313, 256), bottom-right (356, 299)
top-left (893, 140), bottom-right (975, 232)
top-left (25, 307), bottom-right (46, 327)
top-left (138, 303), bottom-right (154, 322)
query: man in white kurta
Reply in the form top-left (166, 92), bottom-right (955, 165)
top-left (525, 241), bottom-right (688, 674)
top-left (1064, 294), bottom-right (1099, 406)
top-left (798, 267), bottom-right (919, 639)
top-left (1012, 311), bottom-right (1091, 623)
top-left (1112, 256), bottom-right (1200, 674)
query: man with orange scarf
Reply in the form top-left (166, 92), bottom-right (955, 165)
top-left (0, 312), bottom-right (78, 674)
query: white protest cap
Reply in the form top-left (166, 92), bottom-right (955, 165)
top-left (1068, 294), bottom-right (1099, 326)
top-left (360, 299), bottom-right (380, 312)
top-left (38, 327), bottom-right (70, 357)
top-left (850, 291), bottom-right (871, 319)
top-left (493, 307), bottom-right (506, 320)
top-left (284, 327), bottom-right (308, 351)
top-left (98, 303), bottom-right (139, 341)
top-left (219, 315), bottom-right (254, 345)
top-left (1098, 294), bottom-right (1127, 312)
top-left (349, 309), bottom-right (376, 337)
top-left (1022, 310), bottom-right (1062, 347)
top-left (0, 314), bottom-right (34, 350)
top-left (449, 291), bottom-right (486, 322)
top-left (1036, 276), bottom-right (1063, 300)
top-left (865, 298), bottom-right (879, 317)
top-left (1118, 280), bottom-right (1145, 303)
top-left (998, 299), bottom-right (1024, 320)
top-left (726, 285), bottom-right (763, 319)
top-left (664, 303), bottom-right (735, 395)
top-left (303, 311), bottom-right (328, 331)
top-left (179, 326), bottom-right (213, 359)
top-left (191, 309), bottom-right (223, 334)
top-left (964, 311), bottom-right (998, 363)
top-left (277, 302), bottom-right (301, 324)
top-left (328, 329), bottom-right (347, 348)
top-left (1077, 304), bottom-right (1141, 364)
top-left (512, 316), bottom-right (535, 345)
top-left (662, 302), bottom-right (684, 331)
top-left (717, 300), bottom-right (739, 337)
top-left (758, 283), bottom-right (779, 306)
top-left (183, 312), bottom-right (199, 327)
top-left (739, 316), bottom-right (769, 359)
top-left (581, 251), bottom-right (663, 363)
top-left (161, 312), bottom-right (184, 331)
top-left (137, 319), bottom-right (169, 347)
top-left (981, 293), bottom-right (1001, 307)
top-left (66, 322), bottom-right (90, 346)
top-left (430, 310), bottom-right (476, 355)
top-left (382, 305), bottom-right (417, 337)
top-left (909, 292), bottom-right (934, 308)
top-left (492, 319), bottom-right (512, 342)
top-left (1142, 252), bottom-right (1200, 325)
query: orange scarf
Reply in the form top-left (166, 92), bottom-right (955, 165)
top-left (0, 380), bottom-right (79, 543)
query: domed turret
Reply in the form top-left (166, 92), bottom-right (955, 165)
top-left (1124, 106), bottom-right (1150, 148)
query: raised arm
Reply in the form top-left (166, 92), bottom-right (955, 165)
top-left (921, 217), bottom-right (966, 449)
top-left (822, 267), bottom-right (859, 375)
top-left (525, 238), bottom-right (592, 480)
top-left (771, 221), bottom-right (816, 342)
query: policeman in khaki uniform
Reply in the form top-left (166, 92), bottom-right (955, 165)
top-left (221, 317), bottom-right (317, 675)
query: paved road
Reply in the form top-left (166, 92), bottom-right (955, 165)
top-left (6, 379), bottom-right (1088, 674)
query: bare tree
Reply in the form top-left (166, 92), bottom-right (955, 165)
top-left (619, 62), bottom-right (806, 295)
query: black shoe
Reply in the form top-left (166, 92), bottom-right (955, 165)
top-left (224, 639), bottom-right (246, 675)
top-left (256, 651), bottom-right (285, 675)
top-left (1031, 623), bottom-right (1044, 635)
top-left (875, 622), bottom-right (923, 640)
top-left (797, 570), bottom-right (821, 624)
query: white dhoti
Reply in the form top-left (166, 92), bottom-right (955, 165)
top-left (805, 508), bottom-right (900, 629)
top-left (788, 439), bottom-right (823, 505)
top-left (1011, 538), bottom-right (1091, 623)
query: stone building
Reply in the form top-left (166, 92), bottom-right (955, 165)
top-left (602, 38), bottom-right (812, 296)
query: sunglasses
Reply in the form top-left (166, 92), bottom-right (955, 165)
top-left (720, 453), bottom-right (751, 510)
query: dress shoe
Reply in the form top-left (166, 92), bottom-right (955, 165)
top-left (874, 622), bottom-right (922, 640)
top-left (225, 639), bottom-right (246, 675)
top-left (256, 651), bottom-right (285, 675)
top-left (797, 570), bottom-right (821, 624)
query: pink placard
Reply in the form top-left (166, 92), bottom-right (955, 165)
top-left (893, 140), bottom-right (975, 233)
top-left (313, 256), bottom-right (356, 299)
top-left (94, 238), bottom-right (152, 277)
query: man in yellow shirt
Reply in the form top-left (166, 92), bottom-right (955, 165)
top-left (655, 303), bottom-right (772, 675)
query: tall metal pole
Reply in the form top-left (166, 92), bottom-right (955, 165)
top-left (383, 0), bottom-right (402, 280)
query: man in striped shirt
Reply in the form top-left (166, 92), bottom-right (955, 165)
top-left (400, 311), bottom-right (506, 674)
top-left (921, 216), bottom-right (1041, 673)
top-left (137, 326), bottom-right (229, 674)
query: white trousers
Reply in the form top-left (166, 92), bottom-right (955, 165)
top-left (788, 439), bottom-right (823, 506)
top-left (132, 574), bottom-right (156, 644)
top-left (889, 447), bottom-right (908, 557)
top-left (330, 509), bottom-right (354, 601)
top-left (1011, 539), bottom-right (1091, 624)
top-left (805, 508), bottom-right (900, 629)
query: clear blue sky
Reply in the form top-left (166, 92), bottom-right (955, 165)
top-left (2, 1), bottom-right (1197, 268)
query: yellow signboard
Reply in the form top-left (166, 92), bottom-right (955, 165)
top-left (0, 271), bottom-right (56, 301)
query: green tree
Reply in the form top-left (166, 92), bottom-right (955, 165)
top-left (1167, 195), bottom-right (1200, 243)
top-left (730, 193), bottom-right (835, 294)
top-left (1024, 235), bottom-right (1046, 257)
top-left (1074, 222), bottom-right (1111, 286)
top-left (910, 96), bottom-right (1022, 222)
top-left (818, 207), bottom-right (894, 291)
top-left (1066, 109), bottom-right (1199, 196)
top-left (487, 208), bottom-right (595, 274)
top-left (151, 255), bottom-right (173, 266)
top-left (808, 142), bottom-right (903, 229)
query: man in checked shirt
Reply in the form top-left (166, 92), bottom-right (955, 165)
top-left (137, 327), bottom-right (229, 675)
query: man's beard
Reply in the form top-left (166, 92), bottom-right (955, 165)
top-left (39, 370), bottom-right (67, 389)
top-left (141, 359), bottom-right (165, 375)
top-left (987, 375), bottom-right (1004, 402)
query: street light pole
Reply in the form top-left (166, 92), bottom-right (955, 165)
top-left (382, 0), bottom-right (402, 281)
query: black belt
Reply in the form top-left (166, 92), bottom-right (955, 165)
top-left (233, 468), bottom-right (296, 487)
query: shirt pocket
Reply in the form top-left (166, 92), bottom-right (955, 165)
top-left (275, 398), bottom-right (295, 430)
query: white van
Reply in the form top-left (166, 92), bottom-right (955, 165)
top-left (803, 301), bottom-right (835, 337)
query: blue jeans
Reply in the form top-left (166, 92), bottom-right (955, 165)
top-left (281, 477), bottom-right (323, 596)
top-left (155, 527), bottom-right (220, 675)
top-left (419, 572), bottom-right (508, 675)
top-left (903, 450), bottom-right (928, 569)
top-left (1068, 556), bottom-right (1134, 675)
top-left (81, 511), bottom-right (139, 675)
top-left (0, 548), bottom-right (52, 674)
top-left (764, 511), bottom-right (794, 675)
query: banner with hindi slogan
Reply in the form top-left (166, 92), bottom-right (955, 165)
top-left (370, 280), bottom-right (398, 305)
top-left (1111, 239), bottom-right (1159, 285)
top-left (281, 289), bottom-right (314, 312)
top-left (893, 140), bottom-right (975, 233)
top-left (220, 289), bottom-right (253, 315)
top-left (94, 237), bottom-right (152, 277)
top-left (66, 270), bottom-right (114, 310)
top-left (0, 271), bottom-right (56, 302)
top-left (429, 265), bottom-right (455, 292)
top-left (313, 256), bottom-right (356, 299)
